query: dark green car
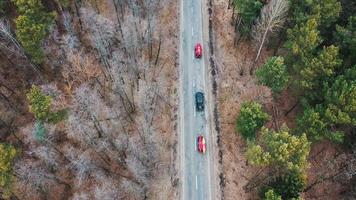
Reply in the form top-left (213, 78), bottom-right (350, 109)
top-left (195, 92), bottom-right (205, 112)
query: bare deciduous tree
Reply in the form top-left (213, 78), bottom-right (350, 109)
top-left (79, 7), bottom-right (117, 81)
top-left (72, 192), bottom-right (90, 200)
top-left (15, 160), bottom-right (68, 191)
top-left (94, 179), bottom-right (123, 199)
top-left (251, 0), bottom-right (289, 72)
top-left (120, 179), bottom-right (144, 200)
top-left (65, 147), bottom-right (96, 185)
top-left (0, 19), bottom-right (25, 57)
top-left (62, 50), bottom-right (101, 94)
top-left (31, 146), bottom-right (60, 170)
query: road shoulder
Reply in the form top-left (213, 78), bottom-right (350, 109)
top-left (201, 0), bottom-right (223, 199)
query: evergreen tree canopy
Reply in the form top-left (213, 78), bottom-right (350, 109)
top-left (0, 143), bottom-right (17, 199)
top-left (246, 126), bottom-right (310, 174)
top-left (234, 0), bottom-right (263, 37)
top-left (26, 85), bottom-right (52, 121)
top-left (287, 18), bottom-right (321, 62)
top-left (12, 0), bottom-right (54, 64)
top-left (290, 0), bottom-right (341, 27)
top-left (300, 45), bottom-right (342, 101)
top-left (256, 56), bottom-right (289, 94)
top-left (324, 66), bottom-right (356, 126)
top-left (296, 106), bottom-right (344, 143)
top-left (264, 189), bottom-right (282, 200)
top-left (0, 0), bottom-right (7, 14)
top-left (269, 171), bottom-right (306, 200)
top-left (334, 16), bottom-right (356, 67)
top-left (236, 101), bottom-right (269, 140)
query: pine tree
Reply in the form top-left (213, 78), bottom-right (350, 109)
top-left (0, 0), bottom-right (7, 15)
top-left (26, 85), bottom-right (52, 121)
top-left (34, 120), bottom-right (46, 142)
top-left (300, 45), bottom-right (342, 101)
top-left (324, 66), bottom-right (356, 126)
top-left (234, 0), bottom-right (263, 38)
top-left (334, 16), bottom-right (356, 68)
top-left (286, 18), bottom-right (321, 62)
top-left (236, 101), bottom-right (269, 140)
top-left (296, 106), bottom-right (344, 143)
top-left (0, 143), bottom-right (17, 199)
top-left (264, 189), bottom-right (282, 200)
top-left (312, 0), bottom-right (341, 28)
top-left (269, 171), bottom-right (306, 200)
top-left (12, 0), bottom-right (54, 64)
top-left (246, 126), bottom-right (310, 174)
top-left (256, 56), bottom-right (289, 94)
top-left (290, 0), bottom-right (341, 28)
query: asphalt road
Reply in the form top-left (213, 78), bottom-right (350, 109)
top-left (179, 0), bottom-right (213, 199)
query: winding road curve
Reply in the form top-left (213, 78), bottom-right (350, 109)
top-left (179, 0), bottom-right (215, 199)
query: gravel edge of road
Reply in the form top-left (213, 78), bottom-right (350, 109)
top-left (171, 1), bottom-right (181, 199)
top-left (204, 0), bottom-right (225, 199)
top-left (177, 0), bottom-right (184, 199)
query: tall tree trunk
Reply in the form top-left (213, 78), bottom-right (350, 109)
top-left (112, 0), bottom-right (124, 39)
top-left (231, 7), bottom-right (236, 25)
top-left (251, 24), bottom-right (270, 74)
top-left (304, 164), bottom-right (347, 192)
top-left (154, 36), bottom-right (161, 67)
top-left (53, 0), bottom-right (66, 34)
top-left (284, 100), bottom-right (299, 116)
top-left (74, 0), bottom-right (83, 31)
top-left (234, 17), bottom-right (242, 46)
top-left (244, 167), bottom-right (274, 192)
top-left (273, 35), bottom-right (284, 55)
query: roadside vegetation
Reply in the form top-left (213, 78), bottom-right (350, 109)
top-left (228, 0), bottom-right (355, 199)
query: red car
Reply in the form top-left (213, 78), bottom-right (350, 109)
top-left (197, 135), bottom-right (206, 153)
top-left (195, 43), bottom-right (202, 58)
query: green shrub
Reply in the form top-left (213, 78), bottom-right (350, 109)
top-left (263, 189), bottom-right (282, 200)
top-left (0, 143), bottom-right (17, 199)
top-left (59, 0), bottom-right (70, 8)
top-left (48, 108), bottom-right (68, 124)
top-left (26, 85), bottom-right (52, 121)
top-left (233, 0), bottom-right (263, 37)
top-left (12, 0), bottom-right (54, 64)
top-left (236, 101), bottom-right (269, 139)
top-left (0, 0), bottom-right (7, 15)
top-left (269, 171), bottom-right (306, 200)
top-left (296, 106), bottom-right (344, 143)
top-left (26, 85), bottom-right (67, 123)
top-left (34, 120), bottom-right (46, 142)
top-left (246, 126), bottom-right (310, 173)
top-left (256, 56), bottom-right (289, 94)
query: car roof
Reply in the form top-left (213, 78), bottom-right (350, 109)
top-left (196, 91), bottom-right (203, 96)
top-left (197, 93), bottom-right (204, 101)
top-left (196, 92), bottom-right (204, 99)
